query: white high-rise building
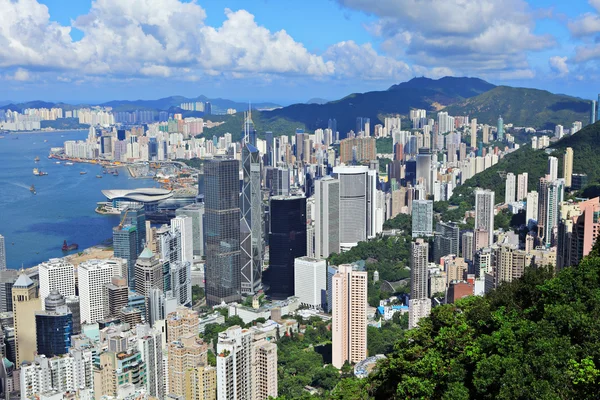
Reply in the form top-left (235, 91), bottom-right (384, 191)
top-left (171, 215), bottom-right (193, 263)
top-left (555, 124), bottom-right (564, 139)
top-left (505, 173), bottom-right (516, 204)
top-left (38, 258), bottom-right (76, 310)
top-left (408, 298), bottom-right (431, 330)
top-left (137, 325), bottom-right (164, 400)
top-left (0, 234), bottom-right (5, 270)
top-left (475, 189), bottom-right (495, 247)
top-left (548, 156), bottom-right (559, 182)
top-left (331, 264), bottom-right (367, 369)
top-left (544, 180), bottom-right (565, 246)
top-left (294, 257), bottom-right (326, 309)
top-left (412, 200), bottom-right (433, 237)
top-left (216, 326), bottom-right (254, 400)
top-left (526, 191), bottom-right (539, 226)
top-left (78, 259), bottom-right (115, 324)
top-left (470, 118), bottom-right (477, 148)
top-left (517, 173), bottom-right (528, 201)
top-left (333, 166), bottom-right (369, 250)
top-left (314, 177), bottom-right (340, 259)
top-left (410, 239), bottom-right (429, 300)
top-left (253, 339), bottom-right (278, 399)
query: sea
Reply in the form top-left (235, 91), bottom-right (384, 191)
top-left (0, 130), bottom-right (158, 269)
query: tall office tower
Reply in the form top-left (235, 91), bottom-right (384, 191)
top-left (113, 224), bottom-right (139, 290)
top-left (563, 147), bottom-right (574, 188)
top-left (65, 296), bottom-right (81, 335)
top-left (505, 172), bottom-right (516, 204)
top-left (272, 167), bottom-right (290, 196)
top-left (517, 173), bottom-right (529, 201)
top-left (470, 118), bottom-right (477, 148)
top-left (416, 148), bottom-right (432, 195)
top-left (326, 265), bottom-right (338, 313)
top-left (474, 189), bottom-right (495, 247)
top-left (0, 269), bottom-right (17, 313)
top-left (265, 196), bottom-right (307, 299)
top-left (240, 143), bottom-right (263, 295)
top-left (557, 197), bottom-right (600, 269)
top-left (185, 364), bottom-right (217, 400)
top-left (136, 325), bottom-right (164, 400)
top-left (176, 204), bottom-right (205, 257)
top-left (12, 273), bottom-right (41, 365)
top-left (462, 231), bottom-right (474, 262)
top-left (253, 338), bottom-right (278, 399)
top-left (592, 100), bottom-right (597, 125)
top-left (294, 257), bottom-right (327, 309)
top-left (544, 179), bottom-right (565, 246)
top-left (412, 199), bottom-right (433, 237)
top-left (167, 335), bottom-right (209, 397)
top-left (333, 166), bottom-right (368, 250)
top-left (38, 258), bottom-right (75, 310)
top-left (171, 216), bottom-right (193, 263)
top-left (410, 239), bottom-right (429, 300)
top-left (79, 260), bottom-right (114, 324)
top-left (204, 159), bottom-right (242, 306)
top-left (548, 156), bottom-right (559, 182)
top-left (157, 225), bottom-right (182, 265)
top-left (367, 169), bottom-right (381, 238)
top-left (35, 305), bottom-right (72, 357)
top-left (217, 326), bottom-right (254, 399)
top-left (331, 264), bottom-right (367, 369)
top-left (134, 248), bottom-right (164, 298)
top-left (106, 276), bottom-right (129, 318)
top-left (433, 222), bottom-right (459, 262)
top-left (121, 204), bottom-right (146, 253)
top-left (497, 116), bottom-right (504, 141)
top-left (526, 191), bottom-right (539, 226)
top-left (0, 234), bottom-right (5, 270)
top-left (537, 177), bottom-right (550, 239)
top-left (315, 177), bottom-right (340, 259)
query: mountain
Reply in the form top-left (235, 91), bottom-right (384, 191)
top-left (388, 76), bottom-right (495, 99)
top-left (350, 247), bottom-right (600, 399)
top-left (306, 98), bottom-right (329, 105)
top-left (0, 101), bottom-right (83, 112)
top-left (450, 120), bottom-right (600, 207)
top-left (444, 86), bottom-right (591, 129)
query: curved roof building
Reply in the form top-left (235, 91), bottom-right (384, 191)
top-left (102, 188), bottom-right (173, 203)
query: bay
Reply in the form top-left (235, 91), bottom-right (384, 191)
top-left (0, 130), bottom-right (158, 269)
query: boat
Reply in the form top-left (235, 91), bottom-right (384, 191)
top-left (102, 170), bottom-right (107, 174)
top-left (39, 171), bottom-right (48, 176)
top-left (34, 156), bottom-right (40, 162)
top-left (61, 240), bottom-right (78, 252)
top-left (30, 185), bottom-right (36, 195)
top-left (65, 162), bottom-right (74, 166)
top-left (55, 161), bottom-right (61, 164)
top-left (44, 140), bottom-right (48, 143)
top-left (33, 168), bottom-right (39, 176)
top-left (96, 175), bottom-right (102, 178)
top-left (80, 171), bottom-right (87, 175)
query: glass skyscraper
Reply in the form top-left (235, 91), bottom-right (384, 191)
top-left (265, 196), bottom-right (307, 299)
top-left (35, 306), bottom-right (73, 357)
top-left (205, 159), bottom-right (242, 306)
top-left (113, 225), bottom-right (139, 290)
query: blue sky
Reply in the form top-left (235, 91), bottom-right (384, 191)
top-left (1, 0), bottom-right (600, 105)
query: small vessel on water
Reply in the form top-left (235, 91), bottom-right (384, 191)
top-left (65, 162), bottom-right (74, 166)
top-left (30, 185), bottom-right (36, 194)
top-left (33, 168), bottom-right (48, 176)
top-left (62, 240), bottom-right (79, 252)
top-left (80, 171), bottom-right (87, 175)
top-left (96, 175), bottom-right (102, 178)
top-left (55, 161), bottom-right (61, 164)
top-left (34, 156), bottom-right (40, 162)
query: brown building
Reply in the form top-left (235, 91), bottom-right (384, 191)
top-left (339, 137), bottom-right (376, 164)
top-left (447, 281), bottom-right (474, 303)
top-left (168, 335), bottom-right (209, 397)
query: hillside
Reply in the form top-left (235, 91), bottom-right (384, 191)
top-left (450, 121), bottom-right (600, 206)
top-left (444, 86), bottom-right (590, 129)
top-left (347, 246), bottom-right (600, 399)
top-left (206, 77), bottom-right (495, 138)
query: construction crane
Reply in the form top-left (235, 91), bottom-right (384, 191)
top-left (118, 208), bottom-right (130, 229)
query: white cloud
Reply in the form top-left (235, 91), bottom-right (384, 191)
top-left (336, 0), bottom-right (553, 79)
top-left (12, 68), bottom-right (31, 81)
top-left (549, 56), bottom-right (569, 77)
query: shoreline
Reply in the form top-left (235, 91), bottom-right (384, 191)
top-left (4, 128), bottom-right (88, 134)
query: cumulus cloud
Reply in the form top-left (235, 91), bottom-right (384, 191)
top-left (549, 56), bottom-right (569, 77)
top-left (569, 1), bottom-right (600, 64)
top-left (336, 0), bottom-right (553, 79)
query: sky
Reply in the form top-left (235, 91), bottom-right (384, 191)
top-left (1, 0), bottom-right (600, 105)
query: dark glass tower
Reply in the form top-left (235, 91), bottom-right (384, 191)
top-left (265, 196), bottom-right (307, 299)
top-left (35, 306), bottom-right (73, 357)
top-left (113, 225), bottom-right (139, 290)
top-left (122, 205), bottom-right (146, 253)
top-left (205, 159), bottom-right (242, 306)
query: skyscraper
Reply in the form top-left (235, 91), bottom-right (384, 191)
top-left (134, 248), bottom-right (164, 298)
top-left (204, 159), bottom-right (242, 306)
top-left (294, 257), bottom-right (327, 309)
top-left (136, 325), bottom-right (165, 400)
top-left (538, 177), bottom-right (550, 239)
top-left (563, 147), bottom-right (574, 188)
top-left (412, 199), bottom-right (433, 237)
top-left (548, 156), bottom-right (559, 182)
top-left (12, 273), bottom-right (41, 365)
top-left (0, 234), bottom-right (5, 270)
top-left (433, 222), bottom-right (459, 262)
top-left (592, 100), bottom-right (597, 125)
top-left (544, 179), bottom-right (565, 246)
top-left (216, 326), bottom-right (254, 399)
top-left (505, 172), bottom-right (516, 204)
top-left (497, 116), bottom-right (504, 141)
top-left (35, 305), bottom-right (72, 357)
top-left (240, 143), bottom-right (263, 294)
top-left (176, 204), bottom-right (205, 257)
top-left (171, 215), bottom-right (193, 263)
top-left (78, 259), bottom-right (114, 324)
top-left (38, 258), bottom-right (75, 310)
top-left (333, 166), bottom-right (368, 250)
top-left (517, 172), bottom-right (529, 201)
top-left (314, 177), bottom-right (340, 259)
top-left (557, 197), bottom-right (600, 270)
top-left (331, 264), bottom-right (367, 369)
top-left (409, 239), bottom-right (430, 329)
top-left (526, 191), bottom-right (539, 227)
top-left (121, 205), bottom-right (146, 253)
top-left (475, 189), bottom-right (495, 247)
top-left (265, 196), bottom-right (306, 299)
top-left (113, 224), bottom-right (139, 290)
top-left (470, 118), bottom-right (477, 148)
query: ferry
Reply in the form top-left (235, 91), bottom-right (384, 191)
top-left (33, 168), bottom-right (39, 176)
top-left (62, 240), bottom-right (78, 251)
